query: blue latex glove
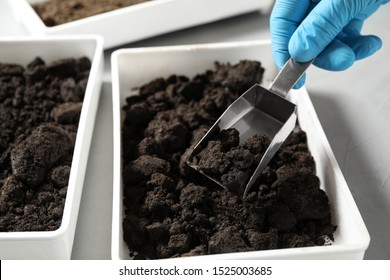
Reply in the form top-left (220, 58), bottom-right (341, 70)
top-left (270, 0), bottom-right (389, 88)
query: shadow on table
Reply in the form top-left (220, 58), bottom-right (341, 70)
top-left (72, 82), bottom-right (113, 259)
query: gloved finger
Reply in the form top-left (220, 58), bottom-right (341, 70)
top-left (312, 39), bottom-right (356, 71)
top-left (272, 48), bottom-right (290, 72)
top-left (289, 0), bottom-right (373, 62)
top-left (340, 34), bottom-right (383, 60)
top-left (271, 15), bottom-right (297, 70)
top-left (270, 0), bottom-right (311, 69)
top-left (271, 0), bottom-right (310, 22)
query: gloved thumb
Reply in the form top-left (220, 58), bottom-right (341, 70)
top-left (340, 33), bottom-right (382, 60)
top-left (306, 31), bottom-right (383, 71)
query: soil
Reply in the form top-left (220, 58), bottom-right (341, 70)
top-left (0, 56), bottom-right (91, 231)
top-left (121, 60), bottom-right (336, 259)
top-left (32, 0), bottom-right (151, 26)
top-left (189, 128), bottom-right (271, 195)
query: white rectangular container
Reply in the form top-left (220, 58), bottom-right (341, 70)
top-left (8, 0), bottom-right (274, 49)
top-left (111, 41), bottom-right (370, 260)
top-left (0, 36), bottom-right (104, 259)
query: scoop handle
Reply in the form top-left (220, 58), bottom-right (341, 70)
top-left (269, 58), bottom-right (314, 98)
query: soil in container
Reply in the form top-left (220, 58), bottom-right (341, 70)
top-left (0, 56), bottom-right (91, 231)
top-left (189, 127), bottom-right (272, 195)
top-left (32, 0), bottom-right (151, 26)
top-left (121, 60), bottom-right (336, 259)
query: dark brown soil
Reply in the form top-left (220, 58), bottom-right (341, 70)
top-left (32, 0), bottom-right (151, 26)
top-left (189, 128), bottom-right (271, 195)
top-left (121, 60), bottom-right (336, 259)
top-left (0, 56), bottom-right (90, 231)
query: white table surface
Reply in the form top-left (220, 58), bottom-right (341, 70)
top-left (1, 1), bottom-right (389, 260)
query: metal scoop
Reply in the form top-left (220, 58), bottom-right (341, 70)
top-left (187, 58), bottom-right (313, 196)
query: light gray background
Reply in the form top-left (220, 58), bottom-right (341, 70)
top-left (1, 1), bottom-right (389, 260)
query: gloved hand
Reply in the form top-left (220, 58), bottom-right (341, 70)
top-left (270, 0), bottom-right (389, 88)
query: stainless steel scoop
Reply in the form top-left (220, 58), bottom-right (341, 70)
top-left (187, 58), bottom-right (313, 196)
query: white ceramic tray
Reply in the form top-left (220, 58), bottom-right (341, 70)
top-left (111, 41), bottom-right (370, 260)
top-left (0, 36), bottom-right (104, 259)
top-left (9, 0), bottom-right (275, 49)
